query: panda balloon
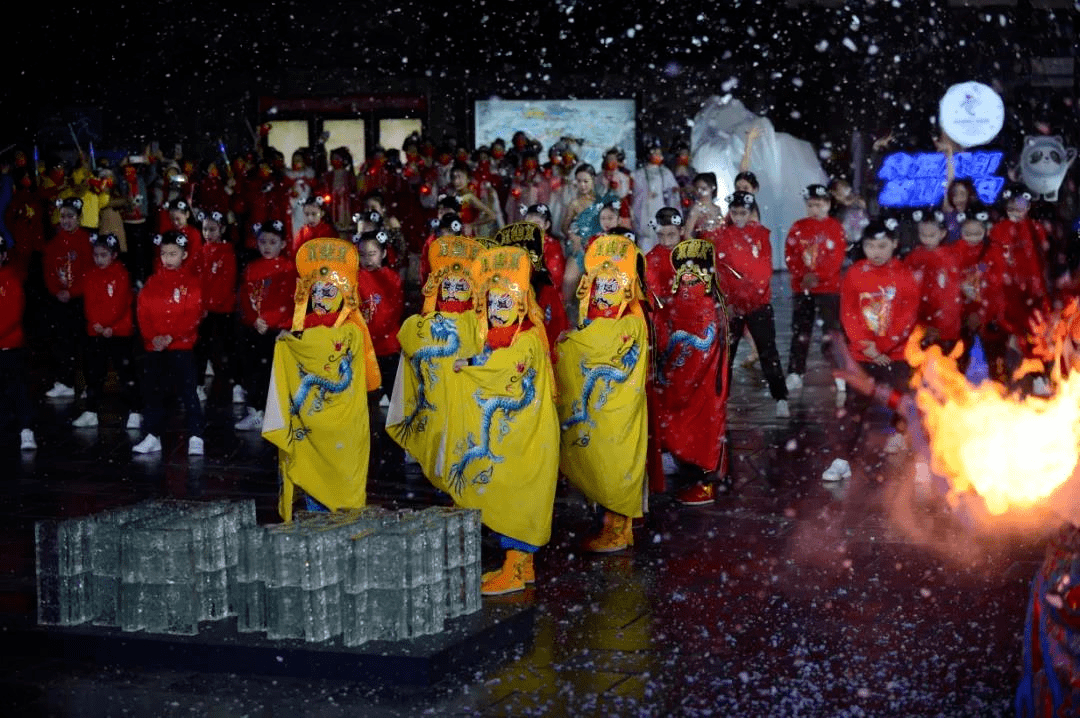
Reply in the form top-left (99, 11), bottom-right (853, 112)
top-left (1019, 135), bottom-right (1077, 202)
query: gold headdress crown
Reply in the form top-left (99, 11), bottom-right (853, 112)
top-left (292, 238), bottom-right (361, 330)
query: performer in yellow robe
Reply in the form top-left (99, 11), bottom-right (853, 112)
top-left (386, 235), bottom-right (485, 485)
top-left (444, 245), bottom-right (560, 595)
top-left (262, 238), bottom-right (381, 522)
top-left (556, 234), bottom-right (650, 552)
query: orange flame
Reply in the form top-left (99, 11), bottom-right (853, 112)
top-left (906, 318), bottom-right (1080, 517)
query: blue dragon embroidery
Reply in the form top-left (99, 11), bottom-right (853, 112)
top-left (561, 340), bottom-right (640, 433)
top-left (658, 324), bottom-right (716, 386)
top-left (291, 349), bottom-right (354, 417)
top-left (400, 314), bottom-right (460, 435)
top-left (447, 367), bottom-right (537, 496)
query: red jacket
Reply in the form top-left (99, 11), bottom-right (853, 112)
top-left (83, 261), bottom-right (134, 337)
top-left (0, 264), bottom-right (25, 349)
top-left (903, 245), bottom-right (962, 342)
top-left (985, 218), bottom-right (1048, 336)
top-left (644, 244), bottom-right (675, 304)
top-left (543, 233), bottom-right (565, 291)
top-left (195, 242), bottom-right (238, 313)
top-left (713, 221), bottom-right (773, 314)
top-left (192, 175), bottom-right (231, 216)
top-left (357, 266), bottom-right (404, 356)
top-left (43, 227), bottom-right (93, 298)
top-left (137, 267), bottom-right (204, 351)
top-left (948, 241), bottom-right (993, 330)
top-left (841, 258), bottom-right (920, 362)
top-left (239, 256), bottom-right (296, 330)
top-left (784, 216), bottom-right (846, 295)
top-left (291, 221), bottom-right (338, 257)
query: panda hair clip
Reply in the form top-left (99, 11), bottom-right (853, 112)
top-left (57, 197), bottom-right (84, 211)
top-left (450, 219), bottom-right (463, 234)
top-left (884, 218), bottom-right (900, 232)
top-left (375, 230), bottom-right (390, 245)
top-left (801, 185), bottom-right (829, 200)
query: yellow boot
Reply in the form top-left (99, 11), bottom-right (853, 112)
top-left (481, 550), bottom-right (529, 596)
top-left (582, 511), bottom-right (634, 553)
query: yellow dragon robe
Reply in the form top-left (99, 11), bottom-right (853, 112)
top-left (440, 326), bottom-right (560, 547)
top-left (263, 322), bottom-right (377, 521)
top-left (556, 315), bottom-right (650, 518)
top-left (386, 309), bottom-right (481, 485)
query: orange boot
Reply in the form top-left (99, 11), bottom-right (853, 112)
top-left (481, 550), bottom-right (529, 596)
top-left (582, 511), bottom-right (634, 553)
top-left (521, 552), bottom-right (535, 584)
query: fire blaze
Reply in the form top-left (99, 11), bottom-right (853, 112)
top-left (906, 318), bottom-right (1080, 517)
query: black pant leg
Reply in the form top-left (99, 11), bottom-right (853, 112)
top-left (745, 304), bottom-right (788, 400)
top-left (788, 293), bottom-right (816, 376)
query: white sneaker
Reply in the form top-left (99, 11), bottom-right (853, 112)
top-left (232, 385), bottom-right (247, 404)
top-left (834, 378), bottom-right (847, 393)
top-left (196, 385), bottom-right (208, 402)
top-left (822, 458), bottom-right (852, 482)
top-left (234, 408), bottom-right (264, 431)
top-left (883, 432), bottom-right (907, 454)
top-left (188, 436), bottom-right (204, 456)
top-left (133, 434), bottom-right (162, 454)
top-left (20, 429), bottom-right (36, 450)
top-left (205, 361), bottom-right (215, 378)
top-left (775, 399), bottom-right (790, 418)
top-left (71, 411), bottom-right (99, 428)
top-left (45, 382), bottom-right (76, 399)
top-left (785, 373), bottom-right (803, 392)
top-left (126, 413), bottom-right (143, 430)
top-left (661, 452), bottom-right (679, 475)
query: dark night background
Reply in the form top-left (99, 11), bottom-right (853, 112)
top-left (3, 0), bottom-right (1077, 172)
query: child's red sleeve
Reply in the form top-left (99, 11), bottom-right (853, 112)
top-left (784, 222), bottom-right (807, 288)
top-left (544, 235), bottom-right (565, 291)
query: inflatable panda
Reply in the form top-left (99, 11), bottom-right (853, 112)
top-left (1019, 135), bottom-right (1076, 202)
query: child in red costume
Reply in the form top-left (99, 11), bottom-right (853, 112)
top-left (644, 207), bottom-right (682, 304)
top-left (161, 199), bottom-right (202, 269)
top-left (43, 197), bottom-right (93, 399)
top-left (826, 219), bottom-right (919, 480)
top-left (982, 184), bottom-right (1049, 377)
top-left (450, 163), bottom-right (497, 237)
top-left (947, 210), bottom-right (995, 369)
top-left (904, 208), bottom-right (962, 351)
top-left (354, 229), bottom-right (405, 476)
top-left (193, 210), bottom-right (238, 400)
top-left (291, 194), bottom-right (336, 256)
top-left (784, 184), bottom-right (846, 392)
top-left (0, 238), bottom-right (36, 450)
top-left (73, 233), bottom-right (140, 430)
top-left (713, 191), bottom-right (788, 414)
top-left (655, 239), bottom-right (731, 504)
top-left (521, 205), bottom-right (569, 353)
top-left (234, 220), bottom-right (296, 431)
top-left (133, 230), bottom-right (205, 456)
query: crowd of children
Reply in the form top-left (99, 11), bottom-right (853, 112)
top-left (0, 130), bottom-right (1073, 597)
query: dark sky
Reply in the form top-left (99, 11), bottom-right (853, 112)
top-left (5, 1), bottom-right (1077, 158)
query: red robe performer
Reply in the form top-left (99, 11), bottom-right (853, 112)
top-left (192, 163), bottom-right (232, 216)
top-left (841, 257), bottom-right (920, 363)
top-left (5, 170), bottom-right (46, 280)
top-left (655, 239), bottom-right (730, 502)
top-left (904, 243), bottom-right (962, 346)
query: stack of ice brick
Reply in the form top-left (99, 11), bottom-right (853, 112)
top-left (237, 505), bottom-right (482, 645)
top-left (35, 499), bottom-right (256, 635)
top-left (37, 500), bottom-right (483, 645)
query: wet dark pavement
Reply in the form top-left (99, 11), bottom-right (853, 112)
top-left (0, 275), bottom-right (1044, 717)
